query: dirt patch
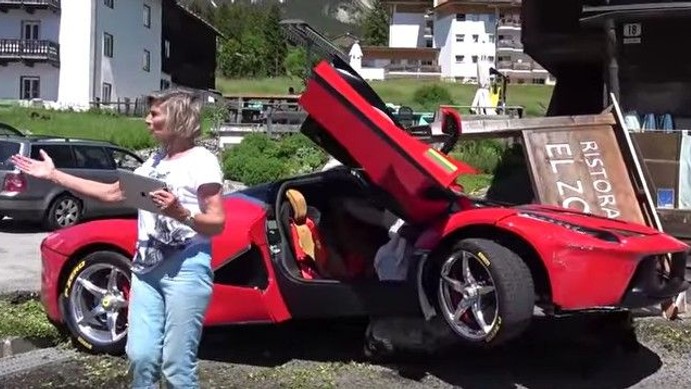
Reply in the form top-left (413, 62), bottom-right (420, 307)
top-left (2, 314), bottom-right (691, 388)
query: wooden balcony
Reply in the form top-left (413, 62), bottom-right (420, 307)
top-left (386, 64), bottom-right (442, 73)
top-left (0, 39), bottom-right (60, 66)
top-left (498, 18), bottom-right (521, 28)
top-left (0, 0), bottom-right (60, 13)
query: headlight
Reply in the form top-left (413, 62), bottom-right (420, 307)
top-left (518, 211), bottom-right (620, 243)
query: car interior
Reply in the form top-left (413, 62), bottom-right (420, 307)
top-left (274, 167), bottom-right (399, 283)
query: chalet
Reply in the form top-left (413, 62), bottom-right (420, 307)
top-left (0, 0), bottom-right (220, 109)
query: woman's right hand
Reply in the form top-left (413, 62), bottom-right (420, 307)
top-left (10, 149), bottom-right (56, 181)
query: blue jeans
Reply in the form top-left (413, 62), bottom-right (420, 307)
top-left (126, 241), bottom-right (213, 389)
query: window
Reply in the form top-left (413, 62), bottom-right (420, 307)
top-left (160, 79), bottom-right (171, 90)
top-left (488, 56), bottom-right (495, 62)
top-left (20, 76), bottom-right (40, 100)
top-left (103, 32), bottom-right (113, 57)
top-left (31, 145), bottom-right (75, 169)
top-left (488, 34), bottom-right (495, 44)
top-left (143, 49), bottom-right (150, 72)
top-left (472, 55), bottom-right (478, 63)
top-left (73, 146), bottom-right (114, 170)
top-left (455, 55), bottom-right (464, 64)
top-left (164, 40), bottom-right (170, 58)
top-left (108, 148), bottom-right (142, 171)
top-left (0, 141), bottom-right (21, 171)
top-left (104, 0), bottom-right (113, 8)
top-left (472, 34), bottom-right (479, 43)
top-left (456, 13), bottom-right (465, 21)
top-left (455, 34), bottom-right (464, 42)
top-left (143, 5), bottom-right (151, 28)
top-left (21, 21), bottom-right (40, 40)
top-left (102, 82), bottom-right (112, 103)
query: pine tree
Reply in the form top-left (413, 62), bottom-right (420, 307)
top-left (362, 0), bottom-right (390, 46)
top-left (264, 3), bottom-right (287, 77)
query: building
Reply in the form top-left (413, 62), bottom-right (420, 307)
top-left (370, 0), bottom-right (554, 84)
top-left (0, 0), bottom-right (219, 109)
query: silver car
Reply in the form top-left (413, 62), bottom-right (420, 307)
top-left (0, 135), bottom-right (143, 230)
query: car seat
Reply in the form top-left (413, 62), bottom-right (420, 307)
top-left (285, 189), bottom-right (328, 279)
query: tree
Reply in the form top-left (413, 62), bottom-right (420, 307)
top-left (361, 0), bottom-right (389, 46)
top-left (264, 3), bottom-right (287, 77)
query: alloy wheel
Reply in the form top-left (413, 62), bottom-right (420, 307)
top-left (55, 198), bottom-right (80, 227)
top-left (68, 263), bottom-right (130, 345)
top-left (438, 249), bottom-right (498, 341)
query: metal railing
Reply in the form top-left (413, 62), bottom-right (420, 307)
top-left (498, 18), bottom-right (521, 28)
top-left (0, 39), bottom-right (60, 63)
top-left (496, 39), bottom-right (523, 49)
top-left (0, 0), bottom-right (60, 8)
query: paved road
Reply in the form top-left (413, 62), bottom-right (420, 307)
top-left (0, 217), bottom-right (48, 294)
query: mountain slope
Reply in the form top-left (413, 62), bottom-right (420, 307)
top-left (182, 0), bottom-right (373, 37)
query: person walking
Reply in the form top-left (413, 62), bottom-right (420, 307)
top-left (11, 89), bottom-right (226, 388)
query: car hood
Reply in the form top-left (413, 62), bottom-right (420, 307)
top-left (298, 57), bottom-right (477, 224)
top-left (513, 204), bottom-right (661, 236)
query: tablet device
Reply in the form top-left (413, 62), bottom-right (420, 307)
top-left (117, 169), bottom-right (168, 213)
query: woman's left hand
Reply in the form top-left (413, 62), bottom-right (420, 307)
top-left (150, 189), bottom-right (189, 221)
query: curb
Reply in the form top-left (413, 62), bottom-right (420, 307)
top-left (0, 337), bottom-right (52, 359)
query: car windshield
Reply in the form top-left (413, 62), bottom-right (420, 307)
top-left (0, 141), bottom-right (19, 171)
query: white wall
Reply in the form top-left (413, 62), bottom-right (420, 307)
top-left (0, 63), bottom-right (59, 101)
top-left (57, 0), bottom-right (94, 107)
top-left (0, 9), bottom-right (60, 40)
top-left (389, 12), bottom-right (426, 48)
top-left (434, 14), bottom-right (453, 79)
top-left (95, 0), bottom-right (161, 105)
top-left (449, 13), bottom-right (497, 79)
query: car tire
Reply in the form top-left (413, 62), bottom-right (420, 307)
top-left (60, 250), bottom-right (131, 355)
top-left (45, 194), bottom-right (82, 230)
top-left (434, 238), bottom-right (534, 348)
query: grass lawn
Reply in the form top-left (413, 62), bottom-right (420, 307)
top-left (216, 76), bottom-right (554, 117)
top-left (0, 105), bottom-right (156, 150)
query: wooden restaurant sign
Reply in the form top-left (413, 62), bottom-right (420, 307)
top-left (522, 124), bottom-right (645, 224)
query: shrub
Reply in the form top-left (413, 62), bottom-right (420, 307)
top-left (412, 84), bottom-right (454, 109)
top-left (450, 139), bottom-right (507, 174)
top-left (221, 133), bottom-right (328, 186)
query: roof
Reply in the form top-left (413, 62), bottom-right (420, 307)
top-left (361, 46), bottom-right (440, 60)
top-left (433, 0), bottom-right (522, 12)
top-left (175, 1), bottom-right (224, 38)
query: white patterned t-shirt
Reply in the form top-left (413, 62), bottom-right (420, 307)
top-left (130, 146), bottom-right (223, 274)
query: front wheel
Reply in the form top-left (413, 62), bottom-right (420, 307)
top-left (60, 251), bottom-right (131, 354)
top-left (436, 238), bottom-right (535, 347)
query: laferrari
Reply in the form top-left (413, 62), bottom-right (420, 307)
top-left (39, 57), bottom-right (689, 355)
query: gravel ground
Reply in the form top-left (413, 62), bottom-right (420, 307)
top-left (2, 314), bottom-right (691, 389)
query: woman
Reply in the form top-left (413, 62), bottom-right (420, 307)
top-left (11, 89), bottom-right (226, 388)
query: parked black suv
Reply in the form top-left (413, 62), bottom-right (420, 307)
top-left (0, 135), bottom-right (144, 229)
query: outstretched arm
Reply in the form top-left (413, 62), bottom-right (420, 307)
top-left (11, 150), bottom-right (124, 203)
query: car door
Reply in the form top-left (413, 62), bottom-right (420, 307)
top-left (28, 144), bottom-right (78, 209)
top-left (106, 147), bottom-right (144, 215)
top-left (69, 145), bottom-right (120, 217)
top-left (298, 57), bottom-right (477, 225)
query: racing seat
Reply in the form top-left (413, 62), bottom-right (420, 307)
top-left (285, 189), bottom-right (328, 279)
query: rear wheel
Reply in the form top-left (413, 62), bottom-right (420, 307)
top-left (45, 194), bottom-right (82, 230)
top-left (436, 238), bottom-right (534, 347)
top-left (60, 251), bottom-right (131, 354)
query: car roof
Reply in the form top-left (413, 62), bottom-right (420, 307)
top-left (0, 134), bottom-right (117, 147)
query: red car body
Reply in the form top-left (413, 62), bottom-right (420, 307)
top-left (40, 58), bottom-right (689, 353)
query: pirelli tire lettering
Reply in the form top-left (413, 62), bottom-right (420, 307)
top-left (60, 250), bottom-right (132, 355)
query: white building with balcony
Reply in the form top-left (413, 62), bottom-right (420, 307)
top-left (0, 0), bottom-right (164, 109)
top-left (375, 0), bottom-right (554, 84)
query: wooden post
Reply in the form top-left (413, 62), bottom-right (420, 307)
top-left (605, 18), bottom-right (620, 107)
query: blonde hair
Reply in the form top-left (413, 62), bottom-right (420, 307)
top-left (148, 89), bottom-right (202, 141)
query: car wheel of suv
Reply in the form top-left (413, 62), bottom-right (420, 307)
top-left (60, 250), bottom-right (130, 354)
top-left (436, 238), bottom-right (534, 348)
top-left (46, 194), bottom-right (82, 230)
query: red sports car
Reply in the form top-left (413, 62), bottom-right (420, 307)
top-left (40, 57), bottom-right (689, 355)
